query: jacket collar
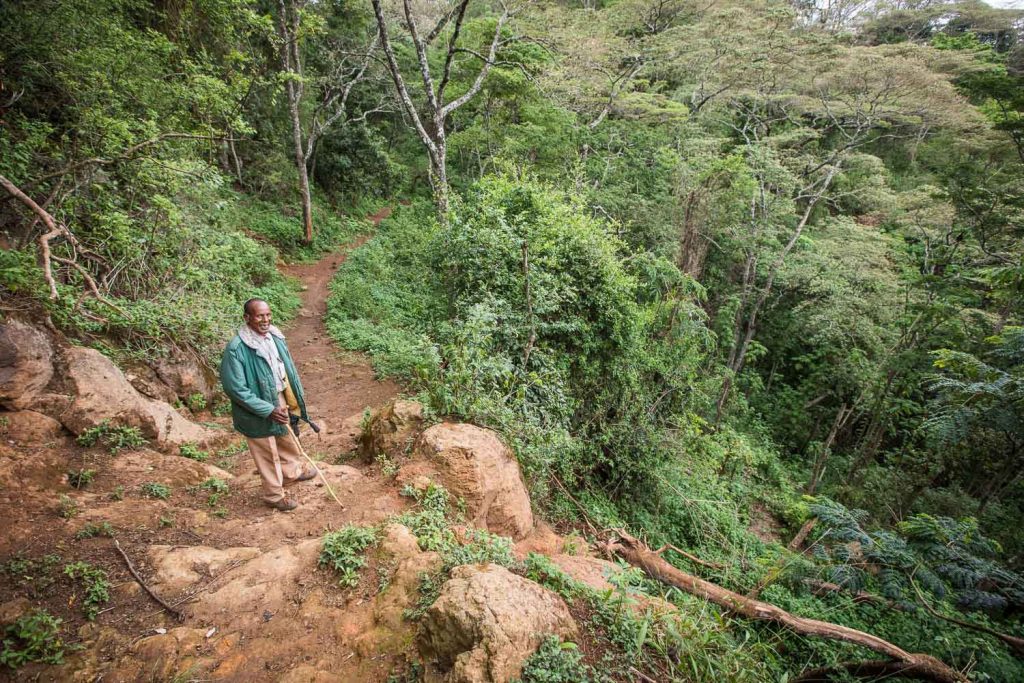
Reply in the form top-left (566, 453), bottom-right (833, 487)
top-left (238, 324), bottom-right (285, 351)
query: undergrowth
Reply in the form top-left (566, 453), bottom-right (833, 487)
top-left (62, 562), bottom-right (110, 620)
top-left (0, 610), bottom-right (65, 668)
top-left (320, 525), bottom-right (379, 588)
top-left (76, 421), bottom-right (146, 454)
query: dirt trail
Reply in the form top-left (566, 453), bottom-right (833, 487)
top-left (0, 209), bottom-right (423, 683)
top-left (279, 206), bottom-right (400, 455)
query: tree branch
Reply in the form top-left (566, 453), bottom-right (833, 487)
top-left (601, 530), bottom-right (967, 683)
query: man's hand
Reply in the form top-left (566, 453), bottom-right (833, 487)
top-left (270, 406), bottom-right (290, 425)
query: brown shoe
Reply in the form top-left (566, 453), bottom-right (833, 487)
top-left (266, 497), bottom-right (298, 512)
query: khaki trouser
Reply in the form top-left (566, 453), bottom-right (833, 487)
top-left (246, 393), bottom-right (304, 503)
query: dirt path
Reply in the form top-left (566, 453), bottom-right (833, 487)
top-left (279, 206), bottom-right (399, 456)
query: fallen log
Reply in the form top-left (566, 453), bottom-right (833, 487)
top-left (788, 518), bottom-right (818, 552)
top-left (601, 530), bottom-right (967, 683)
top-left (793, 660), bottom-right (960, 682)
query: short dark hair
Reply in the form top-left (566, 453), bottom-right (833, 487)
top-left (243, 298), bottom-right (267, 316)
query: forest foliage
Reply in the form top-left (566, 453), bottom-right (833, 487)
top-left (2, 0), bottom-right (1024, 680)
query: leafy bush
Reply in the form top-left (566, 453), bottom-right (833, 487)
top-left (67, 468), bottom-right (96, 489)
top-left (328, 179), bottom-right (711, 497)
top-left (179, 443), bottom-right (210, 462)
top-left (197, 477), bottom-right (230, 510)
top-left (319, 525), bottom-right (379, 588)
top-left (0, 610), bottom-right (65, 667)
top-left (76, 421), bottom-right (147, 454)
top-left (513, 637), bottom-right (600, 683)
top-left (804, 499), bottom-right (1024, 614)
top-left (57, 494), bottom-right (79, 519)
top-left (141, 482), bottom-right (171, 500)
top-left (75, 522), bottom-right (115, 540)
top-left (63, 562), bottom-right (111, 620)
top-left (185, 393), bottom-right (207, 412)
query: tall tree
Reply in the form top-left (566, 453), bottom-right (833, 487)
top-left (370, 0), bottom-right (526, 217)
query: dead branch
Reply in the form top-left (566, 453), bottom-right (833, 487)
top-left (793, 660), bottom-right (963, 682)
top-left (588, 59), bottom-right (644, 129)
top-left (788, 518), bottom-right (817, 552)
top-left (0, 173), bottom-right (124, 313)
top-left (653, 542), bottom-right (725, 571)
top-left (910, 578), bottom-right (1024, 656)
top-left (601, 530), bottom-right (967, 683)
top-left (113, 540), bottom-right (183, 621)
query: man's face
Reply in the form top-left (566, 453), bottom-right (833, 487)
top-left (244, 301), bottom-right (272, 335)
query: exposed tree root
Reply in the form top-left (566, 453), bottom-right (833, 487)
top-left (113, 540), bottom-right (183, 621)
top-left (600, 530), bottom-right (968, 683)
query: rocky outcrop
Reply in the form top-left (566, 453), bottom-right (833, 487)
top-left (0, 320), bottom-right (54, 410)
top-left (2, 410), bottom-right (65, 443)
top-left (152, 352), bottom-right (216, 403)
top-left (124, 361), bottom-right (178, 404)
top-left (61, 346), bottom-right (215, 445)
top-left (414, 423), bottom-right (533, 540)
top-left (148, 545), bottom-right (262, 593)
top-left (419, 563), bottom-right (577, 683)
top-left (373, 524), bottom-right (442, 631)
top-left (360, 399), bottom-right (424, 462)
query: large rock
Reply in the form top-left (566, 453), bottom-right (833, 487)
top-left (360, 400), bottom-right (424, 462)
top-left (152, 352), bottom-right (216, 403)
top-left (415, 423), bottom-right (532, 540)
top-left (124, 361), bottom-right (178, 404)
top-left (373, 524), bottom-right (441, 631)
top-left (60, 346), bottom-right (214, 445)
top-left (2, 410), bottom-right (65, 443)
top-left (0, 320), bottom-right (54, 410)
top-left (419, 563), bottom-right (578, 683)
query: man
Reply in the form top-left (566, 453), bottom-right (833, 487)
top-left (220, 299), bottom-right (317, 511)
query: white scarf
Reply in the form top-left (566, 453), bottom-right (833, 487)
top-left (238, 324), bottom-right (287, 391)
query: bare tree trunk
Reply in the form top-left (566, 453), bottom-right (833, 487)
top-left (369, 0), bottom-right (515, 221)
top-left (277, 0), bottom-right (314, 245)
top-left (715, 166), bottom-right (837, 424)
top-left (807, 403), bottom-right (851, 494)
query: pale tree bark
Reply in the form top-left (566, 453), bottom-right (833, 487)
top-left (715, 164), bottom-right (839, 425)
top-left (277, 0), bottom-right (314, 244)
top-left (370, 0), bottom-right (522, 219)
top-left (276, 0), bottom-right (382, 243)
top-left (602, 530), bottom-right (968, 683)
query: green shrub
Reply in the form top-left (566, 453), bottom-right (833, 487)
top-left (75, 522), bottom-right (115, 539)
top-left (198, 477), bottom-right (230, 509)
top-left (141, 482), bottom-right (171, 500)
top-left (513, 637), bottom-right (600, 683)
top-left (185, 393), bottom-right (207, 412)
top-left (327, 180), bottom-right (711, 496)
top-left (0, 610), bottom-right (65, 667)
top-left (67, 468), bottom-right (96, 489)
top-left (179, 443), bottom-right (210, 462)
top-left (63, 562), bottom-right (111, 620)
top-left (58, 494), bottom-right (79, 519)
top-left (76, 421), bottom-right (146, 454)
top-left (319, 525), bottom-right (379, 588)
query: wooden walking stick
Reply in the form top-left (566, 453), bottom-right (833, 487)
top-left (284, 425), bottom-right (345, 510)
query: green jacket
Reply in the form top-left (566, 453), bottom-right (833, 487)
top-left (220, 330), bottom-right (308, 438)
